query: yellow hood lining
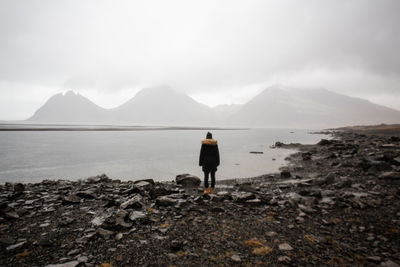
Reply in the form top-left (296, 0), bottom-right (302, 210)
top-left (202, 139), bottom-right (218, 145)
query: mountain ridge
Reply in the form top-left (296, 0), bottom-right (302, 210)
top-left (26, 86), bottom-right (400, 128)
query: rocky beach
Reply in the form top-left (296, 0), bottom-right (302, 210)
top-left (1, 130), bottom-right (400, 267)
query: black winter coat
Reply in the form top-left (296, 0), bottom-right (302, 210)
top-left (199, 139), bottom-right (220, 172)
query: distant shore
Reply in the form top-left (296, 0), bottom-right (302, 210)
top-left (0, 123), bottom-right (246, 131)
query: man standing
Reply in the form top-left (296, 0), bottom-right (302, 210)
top-left (199, 132), bottom-right (220, 194)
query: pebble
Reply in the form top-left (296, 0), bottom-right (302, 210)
top-left (279, 243), bottom-right (293, 251)
top-left (6, 241), bottom-right (26, 251)
top-left (44, 261), bottom-right (80, 267)
top-left (231, 254), bottom-right (241, 262)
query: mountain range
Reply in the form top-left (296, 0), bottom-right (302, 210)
top-left (27, 85), bottom-right (400, 128)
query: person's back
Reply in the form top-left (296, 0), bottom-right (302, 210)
top-left (199, 132), bottom-right (220, 194)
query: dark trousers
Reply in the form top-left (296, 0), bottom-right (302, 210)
top-left (204, 170), bottom-right (216, 188)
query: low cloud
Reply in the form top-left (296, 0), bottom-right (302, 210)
top-left (0, 0), bottom-right (399, 119)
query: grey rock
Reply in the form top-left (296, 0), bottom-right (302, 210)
top-left (167, 253), bottom-right (178, 259)
top-left (175, 174), bottom-right (201, 188)
top-left (62, 195), bottom-right (80, 204)
top-left (245, 198), bottom-right (262, 206)
top-left (170, 239), bottom-right (183, 251)
top-left (120, 194), bottom-right (143, 209)
top-left (76, 190), bottom-right (96, 199)
top-left (86, 174), bottom-right (111, 184)
top-left (0, 235), bottom-right (15, 245)
top-left (91, 216), bottom-right (105, 227)
top-left (286, 192), bottom-right (302, 204)
top-left (134, 181), bottom-right (151, 187)
top-left (149, 186), bottom-right (170, 199)
top-left (280, 171), bottom-right (291, 178)
top-left (129, 211), bottom-right (146, 221)
top-left (278, 243), bottom-right (293, 251)
top-left (67, 248), bottom-right (80, 256)
top-left (216, 191), bottom-right (230, 197)
top-left (134, 179), bottom-right (155, 185)
top-left (156, 196), bottom-right (179, 206)
top-left (231, 254), bottom-right (241, 262)
top-left (380, 260), bottom-right (400, 267)
top-left (274, 141), bottom-right (284, 147)
top-left (298, 204), bottom-right (313, 213)
top-left (6, 241), bottom-right (26, 251)
top-left (44, 261), bottom-right (80, 267)
top-left (266, 231), bottom-right (277, 237)
top-left (97, 228), bottom-right (114, 239)
top-left (238, 183), bottom-right (259, 193)
top-left (366, 256), bottom-right (382, 263)
top-left (13, 183), bottom-right (25, 194)
top-left (115, 233), bottom-right (124, 240)
top-left (379, 171), bottom-right (400, 181)
top-left (278, 256), bottom-right (292, 263)
top-left (233, 192), bottom-right (255, 203)
top-left (115, 210), bottom-right (132, 228)
top-left (315, 173), bottom-right (336, 185)
top-left (4, 211), bottom-right (19, 219)
top-left (121, 185), bottom-right (141, 195)
top-left (59, 217), bottom-right (75, 227)
top-left (318, 139), bottom-right (332, 146)
top-left (211, 207), bottom-right (225, 213)
top-left (77, 256), bottom-right (88, 263)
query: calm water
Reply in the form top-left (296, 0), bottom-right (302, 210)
top-left (0, 128), bottom-right (327, 183)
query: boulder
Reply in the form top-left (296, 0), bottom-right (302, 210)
top-left (86, 174), bottom-right (111, 184)
top-left (175, 174), bottom-right (201, 188)
top-left (280, 171), bottom-right (291, 178)
top-left (149, 186), bottom-right (171, 199)
top-left (13, 183), bottom-right (25, 194)
top-left (121, 185), bottom-right (141, 195)
top-left (318, 139), bottom-right (332, 146)
top-left (275, 141), bottom-right (284, 147)
top-left (134, 179), bottom-right (155, 185)
top-left (120, 194), bottom-right (143, 209)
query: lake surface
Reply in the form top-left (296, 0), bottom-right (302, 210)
top-left (0, 128), bottom-right (327, 183)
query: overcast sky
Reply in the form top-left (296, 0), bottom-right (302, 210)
top-left (1, 0), bottom-right (399, 120)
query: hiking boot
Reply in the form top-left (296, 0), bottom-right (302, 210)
top-left (203, 188), bottom-right (209, 194)
top-left (209, 188), bottom-right (215, 194)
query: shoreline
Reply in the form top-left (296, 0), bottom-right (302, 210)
top-left (1, 130), bottom-right (399, 266)
top-left (0, 124), bottom-right (247, 132)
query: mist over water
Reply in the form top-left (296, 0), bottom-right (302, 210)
top-left (0, 128), bottom-right (327, 183)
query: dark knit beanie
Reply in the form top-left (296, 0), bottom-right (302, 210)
top-left (206, 132), bottom-right (212, 139)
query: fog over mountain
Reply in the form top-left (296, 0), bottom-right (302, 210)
top-left (28, 91), bottom-right (109, 124)
top-left (229, 86), bottom-right (400, 128)
top-left (112, 86), bottom-right (212, 126)
top-left (27, 86), bottom-right (400, 128)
